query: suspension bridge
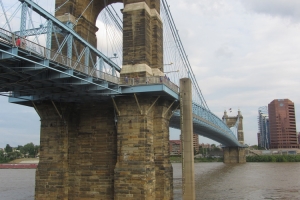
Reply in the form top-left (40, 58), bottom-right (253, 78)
top-left (0, 0), bottom-right (246, 199)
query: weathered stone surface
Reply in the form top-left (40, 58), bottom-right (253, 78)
top-left (38, 0), bottom-right (173, 199)
top-left (222, 110), bottom-right (244, 144)
top-left (114, 96), bottom-right (174, 200)
top-left (35, 102), bottom-right (117, 200)
top-left (153, 100), bottom-right (173, 200)
top-left (223, 147), bottom-right (246, 163)
top-left (121, 1), bottom-right (164, 78)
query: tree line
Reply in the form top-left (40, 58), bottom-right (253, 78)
top-left (247, 155), bottom-right (300, 162)
top-left (0, 143), bottom-right (39, 163)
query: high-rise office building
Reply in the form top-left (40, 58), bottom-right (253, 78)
top-left (258, 106), bottom-right (270, 149)
top-left (268, 99), bottom-right (298, 149)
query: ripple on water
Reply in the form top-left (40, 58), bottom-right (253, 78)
top-left (172, 162), bottom-right (300, 200)
top-left (0, 169), bottom-right (35, 200)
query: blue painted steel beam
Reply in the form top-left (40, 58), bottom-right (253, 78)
top-left (0, 49), bottom-right (121, 93)
top-left (14, 26), bottom-right (48, 37)
top-left (19, 0), bottom-right (121, 73)
top-left (9, 96), bottom-right (33, 103)
top-left (170, 112), bottom-right (244, 147)
top-left (121, 84), bottom-right (179, 100)
top-left (0, 47), bottom-right (18, 59)
top-left (48, 69), bottom-right (73, 79)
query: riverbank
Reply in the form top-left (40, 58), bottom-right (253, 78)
top-left (246, 155), bottom-right (300, 162)
top-left (171, 155), bottom-right (300, 163)
top-left (0, 158), bottom-right (39, 169)
top-left (170, 156), bottom-right (222, 163)
top-left (0, 163), bottom-right (37, 169)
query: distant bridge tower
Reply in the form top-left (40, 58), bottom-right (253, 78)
top-left (222, 109), bottom-right (246, 163)
top-left (222, 109), bottom-right (244, 144)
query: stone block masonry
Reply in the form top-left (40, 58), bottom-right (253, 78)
top-left (36, 0), bottom-right (174, 198)
top-left (35, 102), bottom-right (117, 199)
top-left (223, 147), bottom-right (246, 164)
top-left (114, 95), bottom-right (174, 199)
top-left (35, 96), bottom-right (175, 199)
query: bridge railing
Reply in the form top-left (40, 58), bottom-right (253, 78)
top-left (192, 103), bottom-right (236, 138)
top-left (0, 27), bottom-right (120, 84)
top-left (0, 28), bottom-right (15, 46)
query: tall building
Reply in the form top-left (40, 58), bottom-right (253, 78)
top-left (193, 134), bottom-right (199, 152)
top-left (258, 106), bottom-right (270, 149)
top-left (268, 99), bottom-right (298, 149)
top-left (169, 140), bottom-right (181, 155)
top-left (172, 134), bottom-right (199, 155)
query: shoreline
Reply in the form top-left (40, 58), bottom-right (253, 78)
top-left (0, 158), bottom-right (39, 169)
top-left (0, 163), bottom-right (37, 169)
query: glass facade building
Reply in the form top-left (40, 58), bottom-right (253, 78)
top-left (258, 106), bottom-right (270, 149)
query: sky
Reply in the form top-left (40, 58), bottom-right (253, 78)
top-left (1, 0), bottom-right (300, 148)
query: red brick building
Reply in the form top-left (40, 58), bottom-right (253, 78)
top-left (268, 99), bottom-right (299, 149)
top-left (169, 140), bottom-right (181, 155)
top-left (193, 134), bottom-right (199, 153)
top-left (170, 134), bottom-right (200, 155)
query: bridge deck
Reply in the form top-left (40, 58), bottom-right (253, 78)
top-left (0, 28), bottom-right (179, 105)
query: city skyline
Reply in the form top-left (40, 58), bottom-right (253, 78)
top-left (1, 0), bottom-right (300, 147)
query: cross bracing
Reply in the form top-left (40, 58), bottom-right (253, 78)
top-left (0, 0), bottom-right (245, 147)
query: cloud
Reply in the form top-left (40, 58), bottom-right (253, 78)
top-left (241, 0), bottom-right (300, 22)
top-left (215, 45), bottom-right (233, 58)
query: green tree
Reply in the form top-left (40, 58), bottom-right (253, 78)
top-left (0, 149), bottom-right (4, 158)
top-left (5, 144), bottom-right (12, 153)
top-left (0, 149), bottom-right (9, 163)
top-left (23, 142), bottom-right (35, 157)
top-left (34, 145), bottom-right (40, 157)
top-left (16, 145), bottom-right (23, 151)
top-left (7, 151), bottom-right (22, 160)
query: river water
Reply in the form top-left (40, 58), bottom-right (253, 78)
top-left (0, 163), bottom-right (300, 199)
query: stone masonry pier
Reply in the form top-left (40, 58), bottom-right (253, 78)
top-left (35, 0), bottom-right (175, 199)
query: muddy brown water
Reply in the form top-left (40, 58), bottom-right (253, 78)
top-left (1, 163), bottom-right (300, 199)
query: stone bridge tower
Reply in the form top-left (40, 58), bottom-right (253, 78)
top-left (222, 109), bottom-right (244, 144)
top-left (222, 110), bottom-right (246, 163)
top-left (35, 0), bottom-right (174, 199)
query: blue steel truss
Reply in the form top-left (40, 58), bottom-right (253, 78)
top-left (0, 0), bottom-right (244, 147)
top-left (17, 0), bottom-right (120, 73)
